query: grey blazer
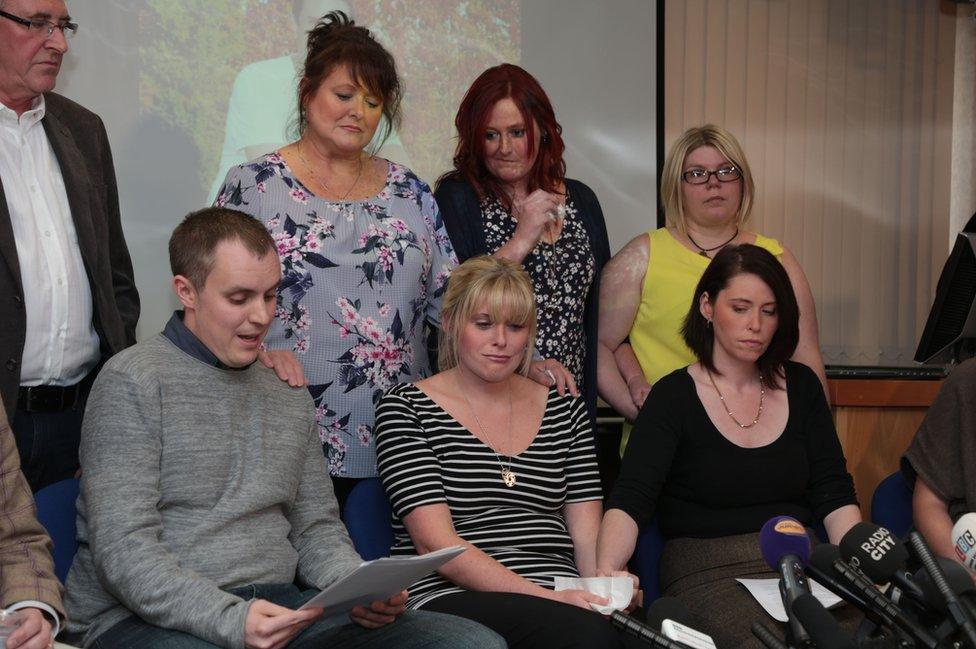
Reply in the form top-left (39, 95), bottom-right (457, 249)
top-left (0, 92), bottom-right (139, 415)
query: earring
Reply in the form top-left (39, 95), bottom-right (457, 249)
top-left (706, 319), bottom-right (712, 328)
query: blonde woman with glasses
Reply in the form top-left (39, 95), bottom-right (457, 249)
top-left (597, 125), bottom-right (826, 442)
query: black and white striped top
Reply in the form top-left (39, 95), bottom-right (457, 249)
top-left (375, 383), bottom-right (603, 609)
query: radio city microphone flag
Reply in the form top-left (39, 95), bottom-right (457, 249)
top-left (839, 522), bottom-right (910, 583)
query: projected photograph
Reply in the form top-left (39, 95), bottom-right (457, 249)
top-left (138, 0), bottom-right (521, 199)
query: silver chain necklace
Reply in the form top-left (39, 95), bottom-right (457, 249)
top-left (461, 382), bottom-right (516, 487)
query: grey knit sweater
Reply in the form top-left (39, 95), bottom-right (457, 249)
top-left (64, 335), bottom-right (363, 647)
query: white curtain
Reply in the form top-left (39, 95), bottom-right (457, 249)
top-left (664, 0), bottom-right (957, 366)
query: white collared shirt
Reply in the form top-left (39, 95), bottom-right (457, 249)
top-left (0, 96), bottom-right (99, 386)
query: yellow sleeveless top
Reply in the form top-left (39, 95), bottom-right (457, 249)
top-left (620, 228), bottom-right (783, 450)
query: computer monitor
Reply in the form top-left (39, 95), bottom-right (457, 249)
top-left (914, 216), bottom-right (976, 364)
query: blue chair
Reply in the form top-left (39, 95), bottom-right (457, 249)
top-left (33, 477), bottom-right (81, 583)
top-left (343, 478), bottom-right (394, 560)
top-left (630, 516), bottom-right (664, 610)
top-left (871, 471), bottom-right (914, 539)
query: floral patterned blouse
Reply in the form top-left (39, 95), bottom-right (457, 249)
top-left (481, 196), bottom-right (595, 388)
top-left (217, 154), bottom-right (456, 478)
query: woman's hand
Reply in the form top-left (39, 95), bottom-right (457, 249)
top-left (512, 189), bottom-right (562, 246)
top-left (596, 569), bottom-right (643, 613)
top-left (529, 359), bottom-right (579, 397)
top-left (548, 588), bottom-right (610, 612)
top-left (626, 374), bottom-right (652, 412)
top-left (258, 349), bottom-right (307, 387)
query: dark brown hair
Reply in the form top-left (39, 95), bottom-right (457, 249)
top-left (438, 63), bottom-right (565, 211)
top-left (681, 244), bottom-right (799, 389)
top-left (295, 10), bottom-right (402, 149)
top-left (169, 208), bottom-right (275, 289)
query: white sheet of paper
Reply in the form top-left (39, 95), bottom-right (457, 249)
top-left (553, 576), bottom-right (635, 614)
top-left (735, 578), bottom-right (845, 623)
top-left (299, 545), bottom-right (465, 617)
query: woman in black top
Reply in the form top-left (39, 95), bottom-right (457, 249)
top-left (596, 244), bottom-right (861, 647)
top-left (434, 64), bottom-right (610, 424)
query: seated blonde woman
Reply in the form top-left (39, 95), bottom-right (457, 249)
top-left (375, 256), bottom-right (639, 649)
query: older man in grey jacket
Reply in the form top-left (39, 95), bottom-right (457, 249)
top-left (64, 208), bottom-right (503, 649)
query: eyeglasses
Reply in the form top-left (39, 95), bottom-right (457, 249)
top-left (0, 9), bottom-right (77, 39)
top-left (681, 166), bottom-right (741, 185)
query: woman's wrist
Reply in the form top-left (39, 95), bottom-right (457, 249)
top-left (510, 226), bottom-right (541, 253)
top-left (625, 373), bottom-right (646, 387)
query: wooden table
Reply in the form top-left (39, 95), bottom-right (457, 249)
top-left (829, 378), bottom-right (945, 519)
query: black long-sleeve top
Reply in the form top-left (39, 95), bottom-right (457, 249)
top-left (607, 361), bottom-right (857, 539)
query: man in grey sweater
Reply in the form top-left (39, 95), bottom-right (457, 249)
top-left (63, 208), bottom-right (503, 649)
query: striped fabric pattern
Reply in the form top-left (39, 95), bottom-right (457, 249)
top-left (375, 383), bottom-right (602, 609)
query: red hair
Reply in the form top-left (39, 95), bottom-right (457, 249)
top-left (439, 64), bottom-right (566, 209)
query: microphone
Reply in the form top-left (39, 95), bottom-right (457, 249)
top-left (609, 611), bottom-right (693, 648)
top-left (751, 621), bottom-right (791, 649)
top-left (906, 530), bottom-right (976, 648)
top-left (791, 592), bottom-right (856, 649)
top-left (760, 516), bottom-right (814, 647)
top-left (830, 556), bottom-right (940, 648)
top-left (646, 597), bottom-right (717, 649)
top-left (913, 556), bottom-right (976, 624)
top-left (807, 544), bottom-right (880, 621)
top-left (839, 522), bottom-right (926, 605)
top-left (951, 513), bottom-right (976, 573)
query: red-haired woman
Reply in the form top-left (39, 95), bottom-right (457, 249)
top-left (435, 64), bottom-right (610, 425)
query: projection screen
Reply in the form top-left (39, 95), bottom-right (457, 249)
top-left (54, 0), bottom-right (656, 339)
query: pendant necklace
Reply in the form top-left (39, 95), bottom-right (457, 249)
top-left (509, 194), bottom-right (563, 316)
top-left (706, 369), bottom-right (765, 428)
top-left (687, 227), bottom-right (739, 258)
top-left (296, 141), bottom-right (364, 201)
top-left (462, 382), bottom-right (516, 487)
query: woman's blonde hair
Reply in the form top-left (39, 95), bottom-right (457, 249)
top-left (438, 256), bottom-right (537, 375)
top-left (660, 124), bottom-right (756, 233)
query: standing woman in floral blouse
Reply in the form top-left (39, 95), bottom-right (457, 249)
top-left (217, 11), bottom-right (455, 507)
top-left (435, 64), bottom-right (611, 426)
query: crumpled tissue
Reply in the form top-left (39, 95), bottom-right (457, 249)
top-left (553, 575), bottom-right (634, 614)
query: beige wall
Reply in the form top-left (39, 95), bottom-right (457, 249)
top-left (664, 0), bottom-right (960, 366)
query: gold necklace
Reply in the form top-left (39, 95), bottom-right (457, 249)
top-left (461, 382), bottom-right (516, 487)
top-left (706, 369), bottom-right (765, 428)
top-left (508, 195), bottom-right (562, 315)
top-left (296, 141), bottom-right (364, 200)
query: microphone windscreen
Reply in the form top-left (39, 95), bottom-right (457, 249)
top-left (809, 543), bottom-right (842, 574)
top-left (838, 522), bottom-right (909, 583)
top-left (915, 556), bottom-right (976, 610)
top-left (791, 592), bottom-right (856, 649)
top-left (951, 513), bottom-right (976, 570)
top-left (759, 515), bottom-right (811, 570)
top-left (647, 596), bottom-right (696, 630)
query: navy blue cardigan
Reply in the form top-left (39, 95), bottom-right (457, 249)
top-left (434, 176), bottom-right (611, 426)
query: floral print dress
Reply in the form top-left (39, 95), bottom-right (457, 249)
top-left (218, 154), bottom-right (456, 478)
top-left (481, 196), bottom-right (595, 388)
